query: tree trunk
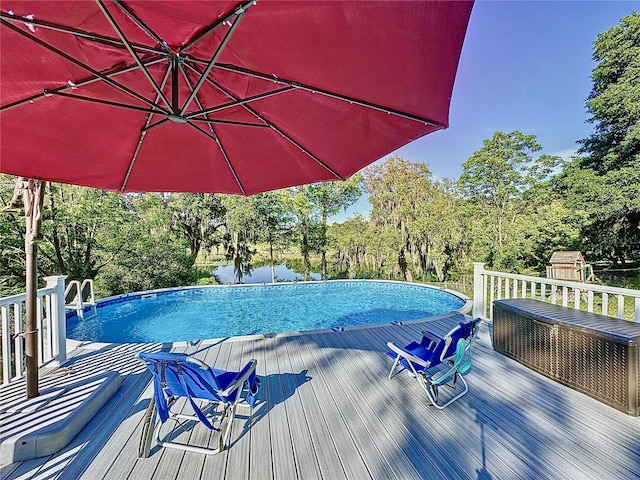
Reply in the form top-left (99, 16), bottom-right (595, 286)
top-left (321, 210), bottom-right (328, 280)
top-left (321, 251), bottom-right (327, 280)
top-left (301, 220), bottom-right (311, 281)
top-left (47, 184), bottom-right (67, 274)
top-left (269, 233), bottom-right (275, 283)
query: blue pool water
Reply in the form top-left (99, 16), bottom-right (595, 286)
top-left (66, 281), bottom-right (466, 343)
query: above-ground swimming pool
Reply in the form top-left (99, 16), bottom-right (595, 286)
top-left (66, 280), bottom-right (468, 343)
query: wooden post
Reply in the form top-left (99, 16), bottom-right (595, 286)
top-left (473, 262), bottom-right (486, 320)
top-left (45, 275), bottom-right (68, 366)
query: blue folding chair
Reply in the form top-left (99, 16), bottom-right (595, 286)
top-left (137, 351), bottom-right (259, 457)
top-left (386, 316), bottom-right (480, 409)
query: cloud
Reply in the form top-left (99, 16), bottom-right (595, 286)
top-left (549, 148), bottom-right (579, 162)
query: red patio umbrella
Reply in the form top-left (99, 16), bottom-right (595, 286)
top-left (0, 0), bottom-right (473, 194)
top-left (0, 0), bottom-right (473, 396)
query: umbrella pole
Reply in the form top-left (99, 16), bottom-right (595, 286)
top-left (25, 222), bottom-right (38, 398)
top-left (25, 179), bottom-right (45, 398)
top-left (5, 178), bottom-right (45, 398)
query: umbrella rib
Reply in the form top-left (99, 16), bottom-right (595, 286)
top-left (121, 64), bottom-right (173, 192)
top-left (114, 0), bottom-right (171, 54)
top-left (178, 64), bottom-right (247, 195)
top-left (217, 84), bottom-right (344, 181)
top-left (95, 0), bottom-right (172, 112)
top-left (199, 127), bottom-right (249, 195)
top-left (1, 56), bottom-right (165, 112)
top-left (182, 62), bottom-right (270, 129)
top-left (269, 125), bottom-right (343, 180)
top-left (212, 135), bottom-right (246, 195)
top-left (0, 11), bottom-right (165, 56)
top-left (180, 8), bottom-right (247, 117)
top-left (189, 119), bottom-right (271, 128)
top-left (211, 63), bottom-right (444, 128)
top-left (183, 65), bottom-right (342, 180)
top-left (0, 18), bottom-right (170, 115)
top-left (186, 87), bottom-right (294, 119)
top-left (179, 0), bottom-right (257, 55)
top-left (142, 118), bottom-right (171, 132)
top-left (43, 90), bottom-right (166, 115)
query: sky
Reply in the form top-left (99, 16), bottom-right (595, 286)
top-left (334, 0), bottom-right (639, 222)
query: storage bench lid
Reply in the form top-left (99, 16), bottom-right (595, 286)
top-left (494, 298), bottom-right (640, 343)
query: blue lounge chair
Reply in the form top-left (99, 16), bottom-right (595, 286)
top-left (386, 316), bottom-right (480, 409)
top-left (137, 351), bottom-right (259, 457)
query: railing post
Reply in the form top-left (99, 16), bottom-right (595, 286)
top-left (473, 262), bottom-right (486, 319)
top-left (45, 275), bottom-right (68, 366)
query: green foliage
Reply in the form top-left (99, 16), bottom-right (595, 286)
top-left (286, 175), bottom-right (363, 280)
top-left (362, 156), bottom-right (469, 281)
top-left (561, 13), bottom-right (640, 264)
top-left (580, 12), bottom-right (640, 173)
top-left (559, 162), bottom-right (640, 263)
top-left (39, 183), bottom-right (134, 281)
top-left (0, 175), bottom-right (26, 294)
top-left (459, 131), bottom-right (564, 271)
top-left (94, 193), bottom-right (195, 296)
top-left (168, 193), bottom-right (225, 260)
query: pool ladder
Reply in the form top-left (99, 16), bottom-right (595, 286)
top-left (64, 279), bottom-right (97, 319)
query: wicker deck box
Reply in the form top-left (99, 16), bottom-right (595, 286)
top-left (493, 298), bottom-right (640, 416)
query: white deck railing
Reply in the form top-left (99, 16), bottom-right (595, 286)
top-left (3, 268), bottom-right (639, 385)
top-left (473, 262), bottom-right (640, 322)
top-left (0, 275), bottom-right (67, 386)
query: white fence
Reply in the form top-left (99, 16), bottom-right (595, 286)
top-left (473, 262), bottom-right (640, 322)
top-left (1, 276), bottom-right (67, 386)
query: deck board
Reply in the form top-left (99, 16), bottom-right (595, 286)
top-left (3, 317), bottom-right (640, 480)
top-left (308, 332), bottom-right (417, 479)
top-left (282, 337), bottom-right (348, 480)
top-left (341, 325), bottom-right (476, 480)
top-left (263, 338), bottom-right (300, 480)
top-left (294, 334), bottom-right (372, 479)
top-left (248, 337), bottom-right (274, 480)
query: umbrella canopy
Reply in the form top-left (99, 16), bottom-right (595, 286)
top-left (0, 0), bottom-right (473, 195)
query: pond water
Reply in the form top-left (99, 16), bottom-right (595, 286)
top-left (213, 263), bottom-right (321, 283)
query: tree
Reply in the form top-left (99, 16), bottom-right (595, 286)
top-left (365, 156), bottom-right (431, 280)
top-left (253, 191), bottom-right (295, 282)
top-left (40, 183), bottom-right (134, 281)
top-left (295, 176), bottom-right (363, 280)
top-left (579, 12), bottom-right (640, 174)
top-left (364, 156), bottom-right (466, 281)
top-left (219, 195), bottom-right (260, 283)
top-left (559, 161), bottom-right (640, 264)
top-left (458, 131), bottom-right (562, 270)
top-left (328, 214), bottom-right (403, 279)
top-left (563, 13), bottom-right (640, 264)
top-left (95, 193), bottom-right (195, 295)
top-left (168, 193), bottom-right (226, 261)
top-left (0, 175), bottom-right (29, 294)
top-left (285, 177), bottom-right (362, 281)
top-left (285, 187), bottom-right (319, 281)
top-left (328, 215), bottom-right (369, 278)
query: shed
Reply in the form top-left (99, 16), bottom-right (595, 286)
top-left (546, 251), bottom-right (593, 282)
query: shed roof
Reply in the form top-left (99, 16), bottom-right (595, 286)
top-left (549, 251), bottom-right (586, 265)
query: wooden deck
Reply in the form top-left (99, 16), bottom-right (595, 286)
top-left (2, 316), bottom-right (640, 480)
